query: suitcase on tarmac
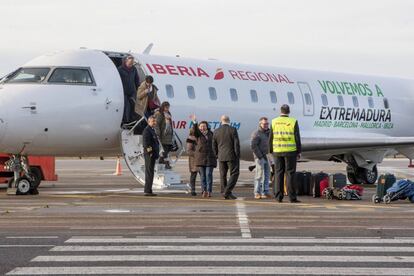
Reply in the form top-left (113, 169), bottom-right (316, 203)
top-left (373, 174), bottom-right (396, 203)
top-left (329, 173), bottom-right (347, 189)
top-left (320, 178), bottom-right (330, 196)
top-left (294, 171), bottom-right (312, 196)
top-left (312, 172), bottom-right (329, 198)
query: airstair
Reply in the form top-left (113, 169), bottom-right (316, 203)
top-left (120, 118), bottom-right (189, 191)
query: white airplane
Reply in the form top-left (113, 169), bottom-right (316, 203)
top-left (0, 47), bottom-right (413, 195)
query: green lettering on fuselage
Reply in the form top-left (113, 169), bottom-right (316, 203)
top-left (318, 80), bottom-right (384, 97)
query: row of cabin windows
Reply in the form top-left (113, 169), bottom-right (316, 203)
top-left (321, 94), bottom-right (390, 109)
top-left (165, 84), bottom-right (294, 105)
top-left (164, 84), bottom-right (390, 109)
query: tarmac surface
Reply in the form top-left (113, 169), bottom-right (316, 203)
top-left (1, 158), bottom-right (414, 275)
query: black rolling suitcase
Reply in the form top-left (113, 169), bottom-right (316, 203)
top-left (373, 174), bottom-right (396, 203)
top-left (312, 172), bottom-right (329, 198)
top-left (294, 171), bottom-right (312, 196)
top-left (329, 173), bottom-right (347, 189)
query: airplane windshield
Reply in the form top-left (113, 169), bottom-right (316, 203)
top-left (4, 67), bottom-right (50, 84)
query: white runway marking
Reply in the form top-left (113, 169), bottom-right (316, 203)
top-left (6, 236), bottom-right (59, 239)
top-left (104, 209), bottom-right (131, 213)
top-left (64, 237), bottom-right (414, 244)
top-left (236, 199), bottom-right (251, 238)
top-left (0, 245), bottom-right (55, 248)
top-left (50, 245), bottom-right (414, 252)
top-left (31, 254), bottom-right (414, 263)
top-left (7, 266), bottom-right (414, 275)
top-left (9, 236), bottom-right (414, 275)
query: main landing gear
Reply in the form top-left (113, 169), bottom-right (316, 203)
top-left (5, 155), bottom-right (40, 195)
top-left (346, 164), bottom-right (378, 185)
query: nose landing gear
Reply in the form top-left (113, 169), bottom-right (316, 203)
top-left (5, 155), bottom-right (39, 195)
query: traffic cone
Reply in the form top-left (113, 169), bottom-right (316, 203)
top-left (113, 157), bottom-right (122, 176)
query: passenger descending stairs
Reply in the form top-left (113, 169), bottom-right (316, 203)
top-left (121, 118), bottom-right (189, 191)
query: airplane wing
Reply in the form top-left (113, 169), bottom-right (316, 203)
top-left (303, 137), bottom-right (414, 152)
top-left (303, 136), bottom-right (414, 162)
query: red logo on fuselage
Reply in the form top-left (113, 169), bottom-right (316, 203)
top-left (146, 64), bottom-right (210, 78)
top-left (214, 68), bottom-right (224, 80)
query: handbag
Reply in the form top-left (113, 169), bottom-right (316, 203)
top-left (171, 138), bottom-right (179, 152)
top-left (148, 99), bottom-right (159, 110)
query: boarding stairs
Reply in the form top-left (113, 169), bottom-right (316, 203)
top-left (120, 118), bottom-right (189, 191)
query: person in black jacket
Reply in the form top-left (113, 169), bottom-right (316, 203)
top-left (142, 115), bottom-right (160, 196)
top-left (190, 115), bottom-right (217, 198)
top-left (213, 115), bottom-right (240, 200)
top-left (118, 55), bottom-right (140, 125)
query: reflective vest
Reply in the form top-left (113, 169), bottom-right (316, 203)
top-left (271, 116), bottom-right (297, 153)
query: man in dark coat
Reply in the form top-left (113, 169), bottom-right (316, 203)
top-left (142, 115), bottom-right (160, 196)
top-left (118, 55), bottom-right (140, 124)
top-left (213, 115), bottom-right (240, 199)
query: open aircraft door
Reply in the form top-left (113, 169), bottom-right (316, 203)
top-left (298, 82), bottom-right (315, 116)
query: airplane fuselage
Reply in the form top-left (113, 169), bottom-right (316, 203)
top-left (0, 49), bottom-right (413, 164)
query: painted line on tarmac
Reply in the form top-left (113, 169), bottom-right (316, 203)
top-left (30, 254), bottom-right (414, 263)
top-left (64, 237), bottom-right (414, 244)
top-left (368, 227), bottom-right (414, 230)
top-left (7, 266), bottom-right (414, 275)
top-left (70, 226), bottom-right (145, 230)
top-left (0, 245), bottom-right (55, 248)
top-left (50, 245), bottom-right (414, 252)
top-left (104, 209), bottom-right (131, 213)
top-left (6, 236), bottom-right (59, 239)
top-left (236, 198), bottom-right (251, 239)
top-left (37, 193), bottom-right (403, 210)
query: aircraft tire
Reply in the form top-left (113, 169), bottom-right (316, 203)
top-left (346, 166), bottom-right (363, 184)
top-left (29, 166), bottom-right (42, 188)
top-left (16, 177), bottom-right (33, 195)
top-left (358, 165), bottom-right (378, 185)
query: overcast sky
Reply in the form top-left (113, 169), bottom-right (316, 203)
top-left (0, 0), bottom-right (413, 78)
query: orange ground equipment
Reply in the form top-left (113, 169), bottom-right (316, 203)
top-left (0, 154), bottom-right (58, 185)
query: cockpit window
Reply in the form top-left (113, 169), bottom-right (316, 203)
top-left (4, 68), bottom-right (50, 83)
top-left (48, 68), bottom-right (93, 84)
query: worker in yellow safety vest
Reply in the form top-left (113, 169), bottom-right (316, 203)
top-left (269, 104), bottom-right (302, 203)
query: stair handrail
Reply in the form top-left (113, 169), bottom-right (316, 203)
top-left (127, 117), bottom-right (146, 135)
top-left (170, 130), bottom-right (185, 165)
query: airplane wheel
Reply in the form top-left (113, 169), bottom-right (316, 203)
top-left (358, 165), bottom-right (378, 185)
top-left (29, 167), bottom-right (42, 188)
top-left (383, 194), bottom-right (391, 204)
top-left (16, 177), bottom-right (33, 195)
top-left (346, 166), bottom-right (363, 184)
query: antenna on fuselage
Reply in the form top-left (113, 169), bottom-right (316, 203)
top-left (143, 43), bottom-right (154, 55)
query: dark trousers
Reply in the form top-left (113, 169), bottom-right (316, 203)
top-left (219, 160), bottom-right (240, 196)
top-left (144, 154), bottom-right (157, 194)
top-left (123, 96), bottom-right (137, 123)
top-left (274, 153), bottom-right (297, 201)
top-left (190, 171), bottom-right (197, 192)
top-left (161, 144), bottom-right (173, 160)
